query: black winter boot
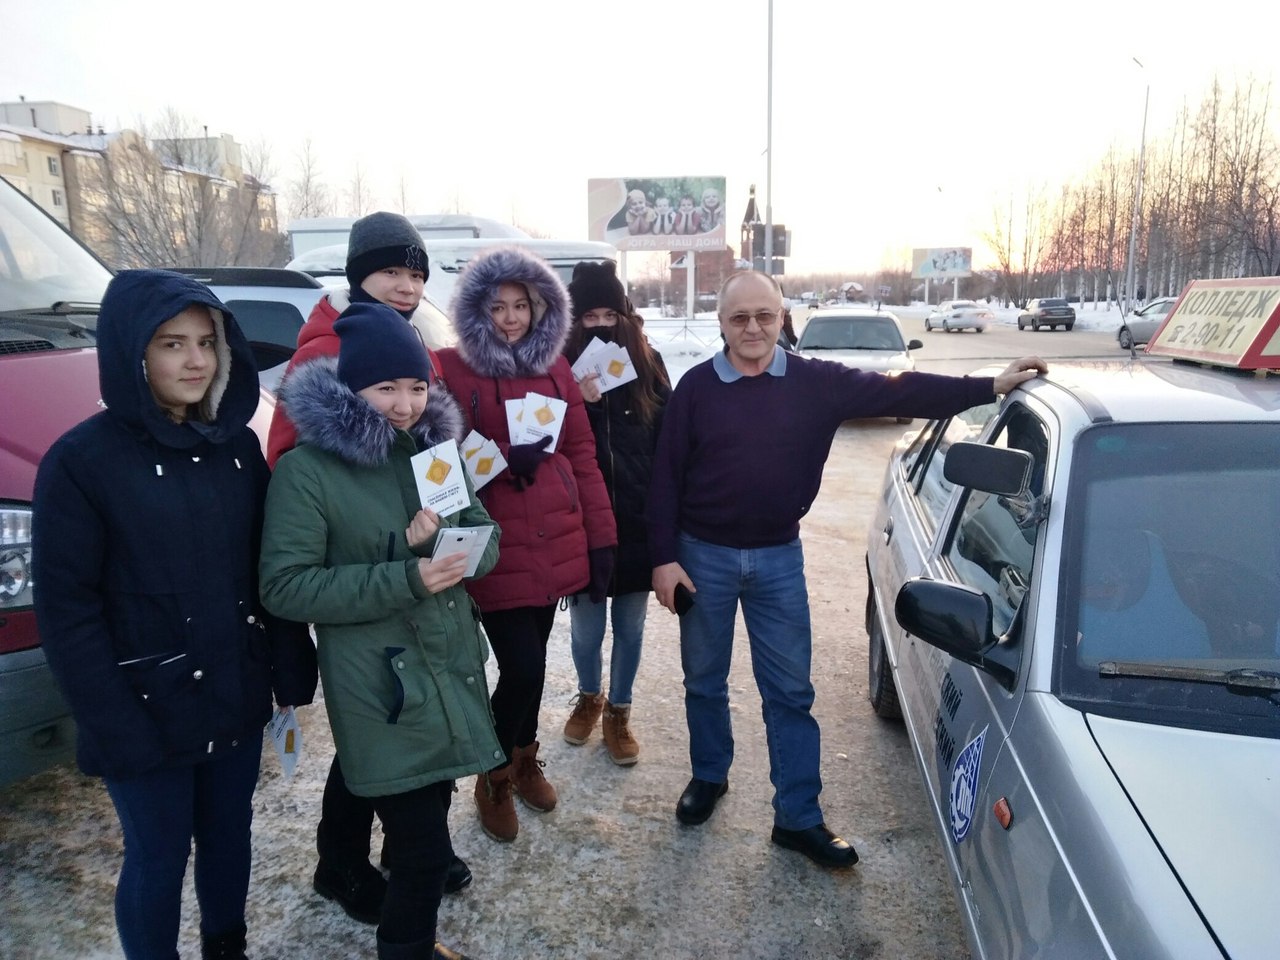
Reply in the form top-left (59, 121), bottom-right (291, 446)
top-left (313, 858), bottom-right (387, 925)
top-left (201, 922), bottom-right (248, 960)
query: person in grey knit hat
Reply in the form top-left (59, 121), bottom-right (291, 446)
top-left (345, 212), bottom-right (430, 292)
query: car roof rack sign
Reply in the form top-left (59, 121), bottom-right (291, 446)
top-left (1145, 278), bottom-right (1280, 372)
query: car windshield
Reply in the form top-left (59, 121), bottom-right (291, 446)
top-left (0, 181), bottom-right (112, 315)
top-left (1059, 422), bottom-right (1280, 733)
top-left (799, 317), bottom-right (904, 351)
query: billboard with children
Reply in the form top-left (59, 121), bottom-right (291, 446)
top-left (588, 177), bottom-right (727, 252)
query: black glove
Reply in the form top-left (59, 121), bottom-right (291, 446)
top-left (507, 435), bottom-right (553, 486)
top-left (587, 546), bottom-right (615, 604)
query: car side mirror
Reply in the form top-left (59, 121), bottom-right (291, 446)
top-left (907, 339), bottom-right (924, 350)
top-left (943, 442), bottom-right (1031, 497)
top-left (895, 578), bottom-right (1017, 687)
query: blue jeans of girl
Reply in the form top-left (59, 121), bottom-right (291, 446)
top-left (569, 590), bottom-right (649, 705)
top-left (104, 736), bottom-right (262, 960)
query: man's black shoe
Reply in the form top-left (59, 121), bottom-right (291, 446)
top-left (770, 823), bottom-right (859, 868)
top-left (675, 777), bottom-right (728, 825)
top-left (444, 855), bottom-right (473, 894)
top-left (313, 859), bottom-right (387, 924)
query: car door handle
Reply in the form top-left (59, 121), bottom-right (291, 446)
top-left (883, 517), bottom-right (894, 543)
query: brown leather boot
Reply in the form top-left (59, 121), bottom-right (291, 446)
top-left (510, 741), bottom-right (558, 812)
top-left (601, 702), bottom-right (640, 766)
top-left (562, 691), bottom-right (605, 745)
top-left (474, 766), bottom-right (517, 842)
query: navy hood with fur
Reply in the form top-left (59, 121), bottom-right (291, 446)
top-left (448, 246), bottom-right (571, 379)
top-left (279, 357), bottom-right (464, 467)
top-left (96, 269), bottom-right (259, 450)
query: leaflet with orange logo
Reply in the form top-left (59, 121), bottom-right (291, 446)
top-left (410, 439), bottom-right (469, 518)
top-left (511, 392), bottom-right (567, 452)
top-left (570, 337), bottom-right (637, 393)
top-left (460, 429), bottom-right (507, 491)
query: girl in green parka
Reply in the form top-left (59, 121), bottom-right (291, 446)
top-left (260, 302), bottom-right (501, 960)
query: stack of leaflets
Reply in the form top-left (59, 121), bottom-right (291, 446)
top-left (460, 429), bottom-right (507, 491)
top-left (569, 337), bottom-right (638, 394)
top-left (505, 391), bottom-right (568, 451)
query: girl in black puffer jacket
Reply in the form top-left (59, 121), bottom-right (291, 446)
top-left (560, 261), bottom-right (671, 766)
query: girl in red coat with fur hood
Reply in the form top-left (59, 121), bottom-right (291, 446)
top-left (435, 247), bottom-right (616, 842)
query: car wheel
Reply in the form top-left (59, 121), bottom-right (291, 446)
top-left (1119, 328), bottom-right (1133, 349)
top-left (1033, 319), bottom-right (1041, 332)
top-left (1018, 318), bottom-right (1025, 330)
top-left (924, 319), bottom-right (932, 332)
top-left (1065, 323), bottom-right (1074, 331)
top-left (867, 598), bottom-right (902, 720)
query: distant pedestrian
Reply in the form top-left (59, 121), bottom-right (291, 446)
top-left (648, 269), bottom-right (1047, 869)
top-left (436, 246), bottom-right (617, 842)
top-left (32, 270), bottom-right (317, 960)
top-left (260, 303), bottom-right (501, 960)
top-left (561, 261), bottom-right (671, 765)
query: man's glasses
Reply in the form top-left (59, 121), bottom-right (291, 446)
top-left (725, 310), bottom-right (779, 328)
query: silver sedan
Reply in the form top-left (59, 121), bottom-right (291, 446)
top-left (865, 360), bottom-right (1280, 960)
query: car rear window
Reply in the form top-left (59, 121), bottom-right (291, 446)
top-left (1041, 298), bottom-right (1069, 307)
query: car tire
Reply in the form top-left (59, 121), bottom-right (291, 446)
top-left (1018, 318), bottom-right (1025, 330)
top-left (924, 319), bottom-right (932, 332)
top-left (1119, 328), bottom-right (1133, 349)
top-left (1065, 323), bottom-right (1074, 331)
top-left (1033, 319), bottom-right (1041, 332)
top-left (867, 598), bottom-right (902, 720)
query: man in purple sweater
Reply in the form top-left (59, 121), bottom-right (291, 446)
top-left (648, 270), bottom-right (1046, 868)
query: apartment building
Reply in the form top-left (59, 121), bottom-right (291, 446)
top-left (0, 98), bottom-right (281, 268)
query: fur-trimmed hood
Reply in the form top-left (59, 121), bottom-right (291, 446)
top-left (448, 246), bottom-right (570, 379)
top-left (279, 356), bottom-right (464, 467)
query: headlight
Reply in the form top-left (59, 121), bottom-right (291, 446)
top-left (0, 506), bottom-right (34, 610)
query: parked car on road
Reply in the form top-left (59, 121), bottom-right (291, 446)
top-left (864, 358), bottom-right (1280, 959)
top-left (1017, 297), bottom-right (1075, 331)
top-left (924, 299), bottom-right (992, 333)
top-left (793, 307), bottom-right (921, 373)
top-left (1117, 296), bottom-right (1177, 349)
top-left (0, 177), bottom-right (111, 786)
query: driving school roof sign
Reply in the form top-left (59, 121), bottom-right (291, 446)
top-left (1147, 278), bottom-right (1280, 370)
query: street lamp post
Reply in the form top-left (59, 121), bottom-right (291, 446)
top-left (764, 0), bottom-right (774, 276)
top-left (1123, 57), bottom-right (1149, 315)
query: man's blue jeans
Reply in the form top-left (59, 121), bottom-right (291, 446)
top-left (569, 590), bottom-right (649, 705)
top-left (676, 532), bottom-right (824, 830)
top-left (104, 736), bottom-right (262, 959)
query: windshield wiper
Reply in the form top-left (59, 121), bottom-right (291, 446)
top-left (1099, 661), bottom-right (1280, 702)
top-left (0, 302), bottom-right (100, 317)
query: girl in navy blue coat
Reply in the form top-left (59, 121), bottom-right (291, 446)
top-left (31, 269), bottom-right (317, 960)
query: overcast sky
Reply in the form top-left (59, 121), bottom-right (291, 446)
top-left (4, 0), bottom-right (1277, 275)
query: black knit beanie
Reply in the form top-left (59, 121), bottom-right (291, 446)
top-left (345, 212), bottom-right (429, 289)
top-left (567, 260), bottom-right (628, 320)
top-left (335, 302), bottom-right (433, 392)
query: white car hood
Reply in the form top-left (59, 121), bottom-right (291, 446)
top-left (797, 348), bottom-right (912, 372)
top-left (1089, 714), bottom-right (1280, 960)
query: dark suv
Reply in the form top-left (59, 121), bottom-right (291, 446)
top-left (1017, 297), bottom-right (1076, 332)
top-left (0, 176), bottom-right (112, 785)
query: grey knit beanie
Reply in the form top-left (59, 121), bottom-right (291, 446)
top-left (345, 212), bottom-right (429, 289)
